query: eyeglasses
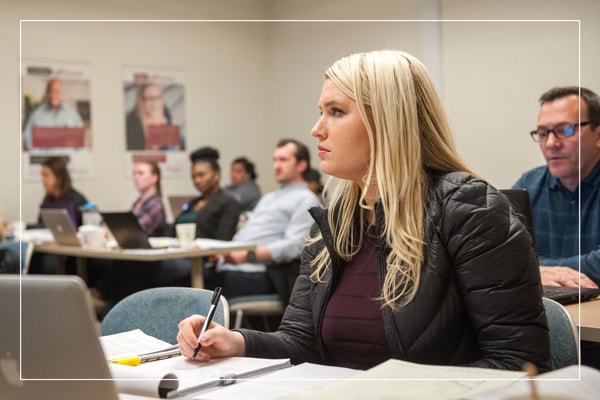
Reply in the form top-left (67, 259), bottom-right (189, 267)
top-left (530, 121), bottom-right (590, 142)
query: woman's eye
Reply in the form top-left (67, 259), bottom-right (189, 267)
top-left (331, 107), bottom-right (343, 116)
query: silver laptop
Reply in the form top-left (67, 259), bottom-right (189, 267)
top-left (0, 275), bottom-right (118, 399)
top-left (40, 208), bottom-right (81, 246)
top-left (168, 195), bottom-right (194, 221)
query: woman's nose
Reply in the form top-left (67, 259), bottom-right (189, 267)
top-left (311, 118), bottom-right (325, 138)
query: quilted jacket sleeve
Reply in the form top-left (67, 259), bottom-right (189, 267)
top-left (238, 235), bottom-right (324, 364)
top-left (440, 177), bottom-right (550, 371)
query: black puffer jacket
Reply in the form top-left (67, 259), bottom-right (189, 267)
top-left (241, 171), bottom-right (551, 372)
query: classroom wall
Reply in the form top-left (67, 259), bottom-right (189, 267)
top-left (2, 0), bottom-right (273, 224)
top-left (1, 0), bottom-right (598, 226)
top-left (267, 0), bottom-right (600, 187)
top-left (442, 0), bottom-right (600, 188)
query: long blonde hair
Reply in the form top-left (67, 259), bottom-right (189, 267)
top-left (310, 50), bottom-right (477, 309)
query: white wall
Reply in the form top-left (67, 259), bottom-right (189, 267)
top-left (268, 0), bottom-right (600, 188)
top-left (1, 0), bottom-right (599, 225)
top-left (3, 0), bottom-right (273, 224)
top-left (441, 0), bottom-right (600, 187)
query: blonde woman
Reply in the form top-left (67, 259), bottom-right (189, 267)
top-left (126, 82), bottom-right (173, 150)
top-left (177, 50), bottom-right (551, 372)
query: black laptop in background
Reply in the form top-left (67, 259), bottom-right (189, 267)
top-left (100, 212), bottom-right (152, 249)
top-left (499, 189), bottom-right (600, 305)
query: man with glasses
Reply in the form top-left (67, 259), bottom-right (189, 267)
top-left (513, 87), bottom-right (600, 367)
top-left (514, 86), bottom-right (600, 287)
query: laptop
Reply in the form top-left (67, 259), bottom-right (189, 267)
top-left (100, 211), bottom-right (151, 249)
top-left (500, 189), bottom-right (600, 305)
top-left (40, 208), bottom-right (81, 246)
top-left (0, 275), bottom-right (118, 399)
top-left (541, 285), bottom-right (600, 305)
top-left (167, 195), bottom-right (193, 221)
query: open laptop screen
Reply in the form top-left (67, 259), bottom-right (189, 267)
top-left (0, 275), bottom-right (118, 399)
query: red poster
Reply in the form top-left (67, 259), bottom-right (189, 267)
top-left (31, 127), bottom-right (85, 149)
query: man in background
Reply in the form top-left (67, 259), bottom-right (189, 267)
top-left (23, 78), bottom-right (84, 151)
top-left (513, 86), bottom-right (600, 287)
top-left (513, 86), bottom-right (600, 368)
top-left (205, 138), bottom-right (321, 301)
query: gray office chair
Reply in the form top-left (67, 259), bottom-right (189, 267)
top-left (227, 259), bottom-right (299, 330)
top-left (543, 297), bottom-right (579, 369)
top-left (100, 287), bottom-right (229, 344)
top-left (228, 294), bottom-right (284, 330)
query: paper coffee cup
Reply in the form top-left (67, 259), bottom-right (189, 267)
top-left (176, 223), bottom-right (196, 247)
top-left (79, 225), bottom-right (105, 249)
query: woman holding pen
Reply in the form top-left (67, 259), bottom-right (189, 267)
top-left (177, 50), bottom-right (551, 372)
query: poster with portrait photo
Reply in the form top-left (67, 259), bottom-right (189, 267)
top-left (21, 60), bottom-right (93, 180)
top-left (123, 66), bottom-right (187, 178)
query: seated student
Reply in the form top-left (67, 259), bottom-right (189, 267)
top-left (29, 156), bottom-right (88, 274)
top-left (203, 138), bottom-right (321, 300)
top-left (86, 160), bottom-right (166, 289)
top-left (177, 50), bottom-right (550, 372)
top-left (36, 156), bottom-right (88, 228)
top-left (92, 147), bottom-right (240, 317)
top-left (131, 160), bottom-right (166, 236)
top-left (172, 147), bottom-right (241, 240)
top-left (223, 157), bottom-right (262, 213)
top-left (513, 86), bottom-right (600, 369)
top-left (513, 86), bottom-right (600, 288)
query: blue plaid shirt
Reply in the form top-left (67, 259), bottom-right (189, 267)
top-left (513, 160), bottom-right (600, 285)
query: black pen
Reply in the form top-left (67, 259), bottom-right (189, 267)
top-left (192, 286), bottom-right (222, 359)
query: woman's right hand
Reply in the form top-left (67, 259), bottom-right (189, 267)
top-left (177, 314), bottom-right (246, 362)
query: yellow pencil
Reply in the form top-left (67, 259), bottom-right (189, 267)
top-left (109, 356), bottom-right (142, 366)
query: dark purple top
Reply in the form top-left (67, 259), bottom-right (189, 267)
top-left (321, 229), bottom-right (391, 369)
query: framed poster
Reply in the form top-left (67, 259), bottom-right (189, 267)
top-left (123, 66), bottom-right (187, 178)
top-left (21, 60), bottom-right (93, 180)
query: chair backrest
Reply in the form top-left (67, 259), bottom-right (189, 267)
top-left (543, 297), bottom-right (579, 369)
top-left (0, 241), bottom-right (33, 273)
top-left (266, 258), bottom-right (300, 308)
top-left (100, 287), bottom-right (229, 344)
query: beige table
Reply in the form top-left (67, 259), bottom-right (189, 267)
top-left (564, 298), bottom-right (600, 342)
top-left (33, 241), bottom-right (255, 288)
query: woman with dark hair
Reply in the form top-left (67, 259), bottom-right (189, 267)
top-left (37, 156), bottom-right (88, 228)
top-left (223, 157), bottom-right (261, 212)
top-left (174, 147), bottom-right (241, 240)
top-left (31, 156), bottom-right (88, 275)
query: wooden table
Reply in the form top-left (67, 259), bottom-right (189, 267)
top-left (33, 241), bottom-right (255, 289)
top-left (564, 298), bottom-right (600, 343)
